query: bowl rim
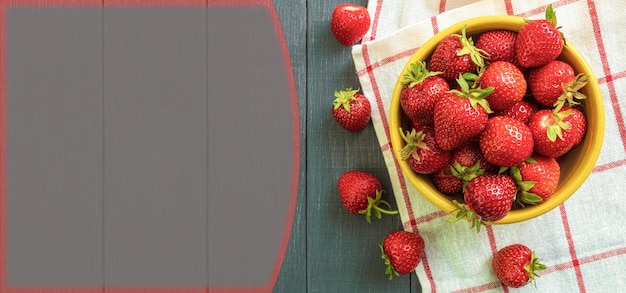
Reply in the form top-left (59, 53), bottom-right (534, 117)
top-left (389, 15), bottom-right (605, 224)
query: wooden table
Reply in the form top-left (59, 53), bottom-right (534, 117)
top-left (273, 0), bottom-right (422, 291)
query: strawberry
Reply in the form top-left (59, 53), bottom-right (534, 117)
top-left (515, 4), bottom-right (564, 68)
top-left (476, 30), bottom-right (519, 67)
top-left (494, 100), bottom-right (539, 125)
top-left (337, 170), bottom-right (398, 223)
top-left (380, 230), bottom-right (424, 280)
top-left (432, 167), bottom-right (463, 195)
top-left (479, 61), bottom-right (527, 111)
top-left (528, 60), bottom-right (575, 107)
top-left (479, 116), bottom-right (534, 168)
top-left (511, 154), bottom-right (560, 205)
top-left (330, 4), bottom-right (371, 46)
top-left (332, 88), bottom-right (371, 132)
top-left (399, 61), bottom-right (450, 126)
top-left (449, 174), bottom-right (517, 231)
top-left (528, 107), bottom-right (586, 158)
top-left (399, 126), bottom-right (451, 174)
top-left (430, 26), bottom-right (488, 82)
top-left (433, 75), bottom-right (494, 150)
top-left (492, 244), bottom-right (547, 288)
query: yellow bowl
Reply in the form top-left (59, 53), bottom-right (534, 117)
top-left (389, 16), bottom-right (605, 224)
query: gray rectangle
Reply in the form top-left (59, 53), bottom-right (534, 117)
top-left (6, 7), bottom-right (104, 286)
top-left (103, 8), bottom-right (208, 286)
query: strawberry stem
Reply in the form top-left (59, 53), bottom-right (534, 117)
top-left (455, 25), bottom-right (489, 71)
top-left (525, 251), bottom-right (548, 288)
top-left (450, 74), bottom-right (494, 114)
top-left (379, 244), bottom-right (401, 280)
top-left (401, 61), bottom-right (443, 88)
top-left (399, 127), bottom-right (430, 161)
top-left (510, 166), bottom-right (543, 207)
top-left (555, 73), bottom-right (588, 110)
top-left (333, 88), bottom-right (360, 113)
top-left (359, 190), bottom-right (399, 223)
top-left (447, 200), bottom-right (484, 232)
top-left (546, 109), bottom-right (573, 142)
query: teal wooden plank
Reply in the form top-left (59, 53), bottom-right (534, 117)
top-left (272, 0), bottom-right (308, 292)
top-left (305, 0), bottom-right (415, 292)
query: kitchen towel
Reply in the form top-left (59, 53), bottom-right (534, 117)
top-left (351, 0), bottom-right (626, 292)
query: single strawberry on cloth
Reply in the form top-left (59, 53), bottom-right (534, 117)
top-left (352, 0), bottom-right (626, 292)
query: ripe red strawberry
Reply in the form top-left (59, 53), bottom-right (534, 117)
top-left (330, 4), bottom-right (371, 46)
top-left (515, 4), bottom-right (564, 68)
top-left (479, 61), bottom-right (527, 111)
top-left (332, 88), bottom-right (371, 132)
top-left (528, 107), bottom-right (586, 158)
top-left (479, 116), bottom-right (534, 168)
top-left (450, 174), bottom-right (517, 231)
top-left (337, 170), bottom-right (398, 223)
top-left (494, 100), bottom-right (539, 125)
top-left (433, 167), bottom-right (463, 195)
top-left (454, 140), bottom-right (494, 174)
top-left (528, 60), bottom-right (575, 107)
top-left (399, 126), bottom-right (451, 174)
top-left (380, 230), bottom-right (424, 280)
top-left (433, 76), bottom-right (494, 150)
top-left (476, 30), bottom-right (519, 66)
top-left (511, 154), bottom-right (561, 205)
top-left (430, 26), bottom-right (488, 82)
top-left (400, 61), bottom-right (450, 126)
top-left (492, 244), bottom-right (547, 288)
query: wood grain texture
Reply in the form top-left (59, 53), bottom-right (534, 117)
top-left (286, 0), bottom-right (422, 291)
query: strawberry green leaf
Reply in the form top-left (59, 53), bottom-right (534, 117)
top-left (379, 244), bottom-right (401, 280)
top-left (399, 128), bottom-right (429, 161)
top-left (555, 73), bottom-right (588, 109)
top-left (333, 88), bottom-right (360, 112)
top-left (545, 4), bottom-right (557, 27)
top-left (455, 25), bottom-right (489, 71)
top-left (359, 190), bottom-right (399, 223)
top-left (448, 200), bottom-right (484, 232)
top-left (401, 61), bottom-right (443, 88)
top-left (525, 251), bottom-right (548, 288)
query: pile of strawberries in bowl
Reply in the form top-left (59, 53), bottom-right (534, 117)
top-left (389, 7), bottom-right (605, 228)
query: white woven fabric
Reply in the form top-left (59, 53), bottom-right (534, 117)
top-left (352, 0), bottom-right (626, 292)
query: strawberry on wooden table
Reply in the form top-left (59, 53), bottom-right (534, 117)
top-left (330, 4), bottom-right (370, 46)
top-left (515, 4), bottom-right (564, 68)
top-left (528, 106), bottom-right (587, 158)
top-left (399, 126), bottom-right (451, 174)
top-left (492, 244), bottom-right (547, 288)
top-left (433, 75), bottom-right (494, 151)
top-left (337, 170), bottom-right (398, 223)
top-left (331, 88), bottom-right (371, 132)
top-left (449, 174), bottom-right (517, 231)
top-left (479, 116), bottom-right (534, 168)
top-left (380, 230), bottom-right (424, 280)
top-left (430, 26), bottom-right (488, 82)
top-left (479, 61), bottom-right (527, 111)
top-left (399, 61), bottom-right (449, 127)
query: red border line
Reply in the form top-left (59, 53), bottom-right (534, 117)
top-left (438, 0), bottom-right (447, 14)
top-left (593, 159), bottom-right (626, 173)
top-left (365, 0), bottom-right (383, 42)
top-left (355, 47), bottom-right (417, 78)
top-left (559, 204), bottom-right (587, 293)
top-left (586, 0), bottom-right (626, 154)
